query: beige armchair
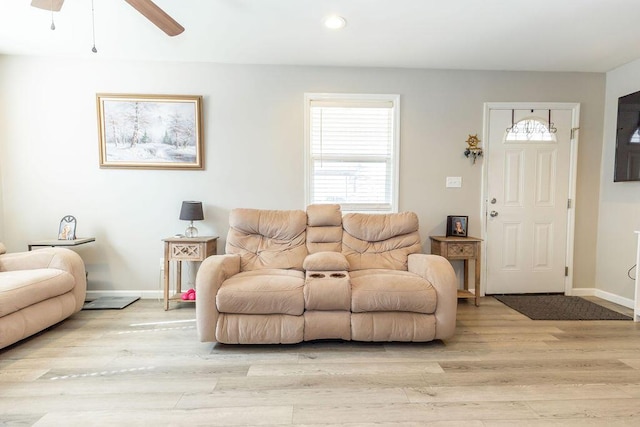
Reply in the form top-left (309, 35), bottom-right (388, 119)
top-left (0, 243), bottom-right (87, 349)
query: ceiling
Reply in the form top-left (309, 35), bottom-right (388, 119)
top-left (1, 0), bottom-right (639, 73)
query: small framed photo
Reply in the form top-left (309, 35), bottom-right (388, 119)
top-left (446, 215), bottom-right (468, 237)
top-left (58, 215), bottom-right (77, 240)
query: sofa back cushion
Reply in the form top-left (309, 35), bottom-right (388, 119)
top-left (342, 211), bottom-right (422, 271)
top-left (306, 204), bottom-right (343, 254)
top-left (226, 208), bottom-right (308, 271)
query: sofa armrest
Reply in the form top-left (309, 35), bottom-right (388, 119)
top-left (0, 248), bottom-right (87, 313)
top-left (303, 251), bottom-right (349, 271)
top-left (408, 254), bottom-right (457, 340)
top-left (195, 254), bottom-right (241, 342)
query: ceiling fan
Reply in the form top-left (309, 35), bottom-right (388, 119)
top-left (30, 0), bottom-right (185, 37)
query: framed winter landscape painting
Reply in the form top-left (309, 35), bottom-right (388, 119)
top-left (97, 94), bottom-right (204, 169)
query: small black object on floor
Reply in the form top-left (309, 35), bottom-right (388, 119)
top-left (82, 296), bottom-right (140, 310)
top-left (493, 294), bottom-right (631, 320)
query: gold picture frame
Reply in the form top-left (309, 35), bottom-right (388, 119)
top-left (96, 94), bottom-right (204, 169)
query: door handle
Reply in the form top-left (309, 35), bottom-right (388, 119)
top-left (490, 210), bottom-right (499, 217)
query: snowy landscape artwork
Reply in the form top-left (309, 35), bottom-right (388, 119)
top-left (97, 94), bottom-right (203, 169)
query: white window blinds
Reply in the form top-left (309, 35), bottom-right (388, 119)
top-left (305, 94), bottom-right (399, 213)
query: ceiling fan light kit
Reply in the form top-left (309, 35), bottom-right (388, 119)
top-left (30, 0), bottom-right (64, 12)
top-left (31, 0), bottom-right (184, 41)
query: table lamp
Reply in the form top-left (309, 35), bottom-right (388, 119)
top-left (179, 201), bottom-right (204, 237)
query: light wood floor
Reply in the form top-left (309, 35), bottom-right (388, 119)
top-left (1, 297), bottom-right (640, 426)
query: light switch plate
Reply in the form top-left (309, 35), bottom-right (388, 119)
top-left (446, 176), bottom-right (462, 188)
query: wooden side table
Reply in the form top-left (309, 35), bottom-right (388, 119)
top-left (28, 237), bottom-right (96, 251)
top-left (429, 235), bottom-right (482, 306)
top-left (162, 236), bottom-right (218, 310)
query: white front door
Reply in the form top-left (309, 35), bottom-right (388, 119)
top-left (485, 105), bottom-right (578, 294)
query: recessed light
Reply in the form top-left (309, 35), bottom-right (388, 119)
top-left (324, 15), bottom-right (347, 30)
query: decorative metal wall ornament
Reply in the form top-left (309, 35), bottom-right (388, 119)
top-left (506, 109), bottom-right (557, 136)
top-left (547, 109), bottom-right (558, 134)
top-left (464, 134), bottom-right (483, 164)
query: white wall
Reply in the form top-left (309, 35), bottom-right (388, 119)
top-left (596, 59), bottom-right (640, 301)
top-left (0, 61), bottom-right (4, 243)
top-left (0, 55), bottom-right (605, 296)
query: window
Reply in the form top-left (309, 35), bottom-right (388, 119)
top-left (304, 93), bottom-right (400, 213)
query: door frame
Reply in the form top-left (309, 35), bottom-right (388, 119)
top-left (480, 102), bottom-right (580, 296)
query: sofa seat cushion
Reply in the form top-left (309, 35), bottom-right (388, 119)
top-left (216, 269), bottom-right (305, 315)
top-left (0, 269), bottom-right (75, 317)
top-left (350, 269), bottom-right (437, 314)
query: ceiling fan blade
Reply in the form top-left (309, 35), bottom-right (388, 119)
top-left (31, 0), bottom-right (64, 12)
top-left (124, 0), bottom-right (185, 37)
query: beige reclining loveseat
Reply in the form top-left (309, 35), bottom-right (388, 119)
top-left (196, 204), bottom-right (457, 344)
top-left (0, 243), bottom-right (87, 349)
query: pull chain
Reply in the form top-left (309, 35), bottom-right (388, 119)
top-left (50, 0), bottom-right (55, 30)
top-left (91, 0), bottom-right (97, 53)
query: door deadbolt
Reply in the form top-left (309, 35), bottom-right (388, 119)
top-left (490, 210), bottom-right (499, 217)
top-left (490, 198), bottom-right (497, 204)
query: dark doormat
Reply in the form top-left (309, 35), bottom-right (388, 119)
top-left (82, 296), bottom-right (140, 310)
top-left (493, 294), bottom-right (631, 320)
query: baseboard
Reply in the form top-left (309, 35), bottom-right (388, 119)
top-left (89, 288), bottom-right (635, 309)
top-left (570, 287), bottom-right (596, 297)
top-left (86, 290), bottom-right (162, 300)
top-left (571, 287), bottom-right (634, 309)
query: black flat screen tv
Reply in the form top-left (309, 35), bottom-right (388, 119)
top-left (614, 90), bottom-right (640, 182)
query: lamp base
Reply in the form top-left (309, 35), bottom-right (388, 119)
top-left (185, 223), bottom-right (198, 238)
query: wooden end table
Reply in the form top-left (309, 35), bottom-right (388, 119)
top-left (162, 236), bottom-right (218, 310)
top-left (429, 235), bottom-right (482, 306)
top-left (28, 237), bottom-right (96, 251)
